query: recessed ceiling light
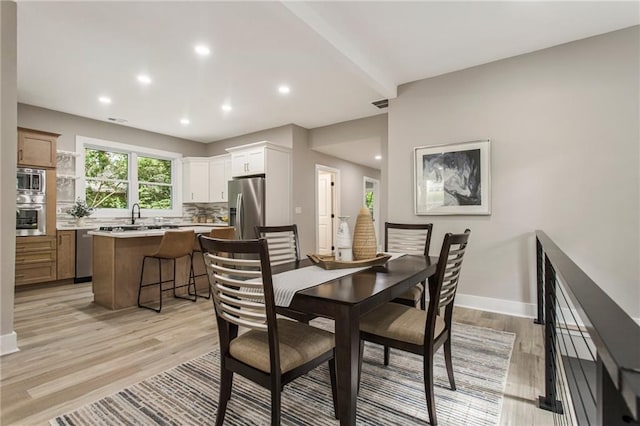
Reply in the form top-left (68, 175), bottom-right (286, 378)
top-left (137, 74), bottom-right (152, 85)
top-left (98, 96), bottom-right (112, 104)
top-left (375, 155), bottom-right (382, 160)
top-left (194, 44), bottom-right (210, 56)
top-left (221, 104), bottom-right (232, 112)
top-left (180, 118), bottom-right (190, 125)
top-left (278, 85), bottom-right (290, 95)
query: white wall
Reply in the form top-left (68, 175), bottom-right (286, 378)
top-left (387, 27), bottom-right (639, 319)
top-left (1, 1), bottom-right (18, 355)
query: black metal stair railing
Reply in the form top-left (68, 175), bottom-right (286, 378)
top-left (535, 230), bottom-right (640, 426)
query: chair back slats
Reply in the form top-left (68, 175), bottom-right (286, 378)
top-left (434, 231), bottom-right (470, 310)
top-left (255, 225), bottom-right (300, 266)
top-left (263, 232), bottom-right (297, 264)
top-left (202, 240), bottom-right (273, 331)
top-left (385, 222), bottom-right (432, 255)
top-left (216, 296), bottom-right (265, 318)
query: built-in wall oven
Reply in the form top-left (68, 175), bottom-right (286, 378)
top-left (16, 168), bottom-right (46, 236)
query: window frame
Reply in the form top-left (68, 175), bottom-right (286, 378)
top-left (76, 136), bottom-right (183, 218)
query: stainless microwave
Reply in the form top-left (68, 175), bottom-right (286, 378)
top-left (17, 167), bottom-right (45, 193)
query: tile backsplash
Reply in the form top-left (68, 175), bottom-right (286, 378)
top-left (56, 203), bottom-right (228, 227)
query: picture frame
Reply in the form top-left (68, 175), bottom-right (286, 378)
top-left (414, 139), bottom-right (491, 215)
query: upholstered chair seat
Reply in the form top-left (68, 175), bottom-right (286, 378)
top-left (231, 318), bottom-right (335, 373)
top-left (360, 303), bottom-right (445, 346)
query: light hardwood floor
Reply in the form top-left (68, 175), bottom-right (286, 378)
top-left (1, 282), bottom-right (554, 425)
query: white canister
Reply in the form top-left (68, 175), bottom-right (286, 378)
top-left (335, 216), bottom-right (353, 261)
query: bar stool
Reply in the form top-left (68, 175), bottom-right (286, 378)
top-left (192, 227), bottom-right (236, 299)
top-left (137, 230), bottom-right (197, 313)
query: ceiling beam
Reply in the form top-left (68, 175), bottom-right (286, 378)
top-left (282, 1), bottom-right (397, 100)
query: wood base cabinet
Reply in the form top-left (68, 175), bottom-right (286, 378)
top-left (15, 236), bottom-right (57, 285)
top-left (57, 230), bottom-right (76, 280)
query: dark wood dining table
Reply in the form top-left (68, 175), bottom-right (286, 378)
top-left (274, 254), bottom-right (437, 426)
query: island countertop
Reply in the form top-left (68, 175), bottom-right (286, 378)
top-left (88, 226), bottom-right (222, 238)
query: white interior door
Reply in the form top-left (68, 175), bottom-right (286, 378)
top-left (317, 171), bottom-right (333, 254)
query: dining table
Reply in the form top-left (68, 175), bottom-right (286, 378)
top-left (272, 254), bottom-right (437, 426)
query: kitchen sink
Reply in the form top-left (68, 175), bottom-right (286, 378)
top-left (98, 224), bottom-right (180, 232)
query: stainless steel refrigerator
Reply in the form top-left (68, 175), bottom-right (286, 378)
top-left (228, 176), bottom-right (265, 240)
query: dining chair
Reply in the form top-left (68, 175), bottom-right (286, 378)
top-left (137, 230), bottom-right (197, 313)
top-left (255, 224), bottom-right (316, 323)
top-left (198, 235), bottom-right (338, 425)
top-left (385, 222), bottom-right (433, 310)
top-left (192, 227), bottom-right (236, 299)
top-left (359, 229), bottom-right (471, 426)
top-left (255, 224), bottom-right (300, 266)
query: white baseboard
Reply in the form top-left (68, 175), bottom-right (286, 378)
top-left (456, 293), bottom-right (640, 328)
top-left (455, 293), bottom-right (537, 318)
top-left (0, 332), bottom-right (19, 356)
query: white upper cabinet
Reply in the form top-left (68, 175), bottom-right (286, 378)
top-left (182, 157), bottom-right (210, 202)
top-left (230, 145), bottom-right (265, 177)
top-left (183, 155), bottom-right (232, 203)
top-left (209, 154), bottom-right (232, 202)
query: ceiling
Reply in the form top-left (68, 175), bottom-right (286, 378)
top-left (17, 1), bottom-right (638, 170)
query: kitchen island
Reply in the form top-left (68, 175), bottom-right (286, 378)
top-left (89, 226), bottom-right (221, 310)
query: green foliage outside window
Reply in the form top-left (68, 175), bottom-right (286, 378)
top-left (365, 191), bottom-right (374, 220)
top-left (85, 148), bottom-right (129, 209)
top-left (84, 148), bottom-right (173, 210)
top-left (138, 156), bottom-right (172, 209)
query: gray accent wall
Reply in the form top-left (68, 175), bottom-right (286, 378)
top-left (387, 27), bottom-right (639, 318)
top-left (1, 1), bottom-right (18, 354)
top-left (18, 104), bottom-right (208, 156)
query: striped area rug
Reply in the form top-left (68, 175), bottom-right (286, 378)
top-left (52, 321), bottom-right (514, 425)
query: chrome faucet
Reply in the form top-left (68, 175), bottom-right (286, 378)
top-left (131, 203), bottom-right (141, 225)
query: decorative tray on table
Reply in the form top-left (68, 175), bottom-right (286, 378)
top-left (306, 253), bottom-right (392, 270)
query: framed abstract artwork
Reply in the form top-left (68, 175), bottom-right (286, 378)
top-left (414, 140), bottom-right (491, 215)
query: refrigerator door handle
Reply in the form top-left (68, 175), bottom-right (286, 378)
top-left (236, 193), bottom-right (243, 239)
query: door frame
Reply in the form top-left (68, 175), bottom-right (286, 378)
top-left (363, 176), bottom-right (381, 250)
top-left (315, 165), bottom-right (340, 254)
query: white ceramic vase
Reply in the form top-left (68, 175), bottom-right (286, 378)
top-left (75, 217), bottom-right (87, 227)
top-left (335, 216), bottom-right (353, 261)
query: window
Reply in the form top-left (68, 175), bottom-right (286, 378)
top-left (85, 148), bottom-right (129, 208)
top-left (137, 156), bottom-right (173, 209)
top-left (76, 136), bottom-right (182, 217)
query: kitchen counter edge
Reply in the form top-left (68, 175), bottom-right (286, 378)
top-left (88, 226), bottom-right (223, 238)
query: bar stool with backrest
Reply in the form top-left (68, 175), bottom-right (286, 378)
top-left (191, 226), bottom-right (236, 299)
top-left (358, 229), bottom-right (471, 426)
top-left (198, 235), bottom-right (338, 425)
top-left (137, 230), bottom-right (197, 313)
top-left (255, 224), bottom-right (316, 323)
